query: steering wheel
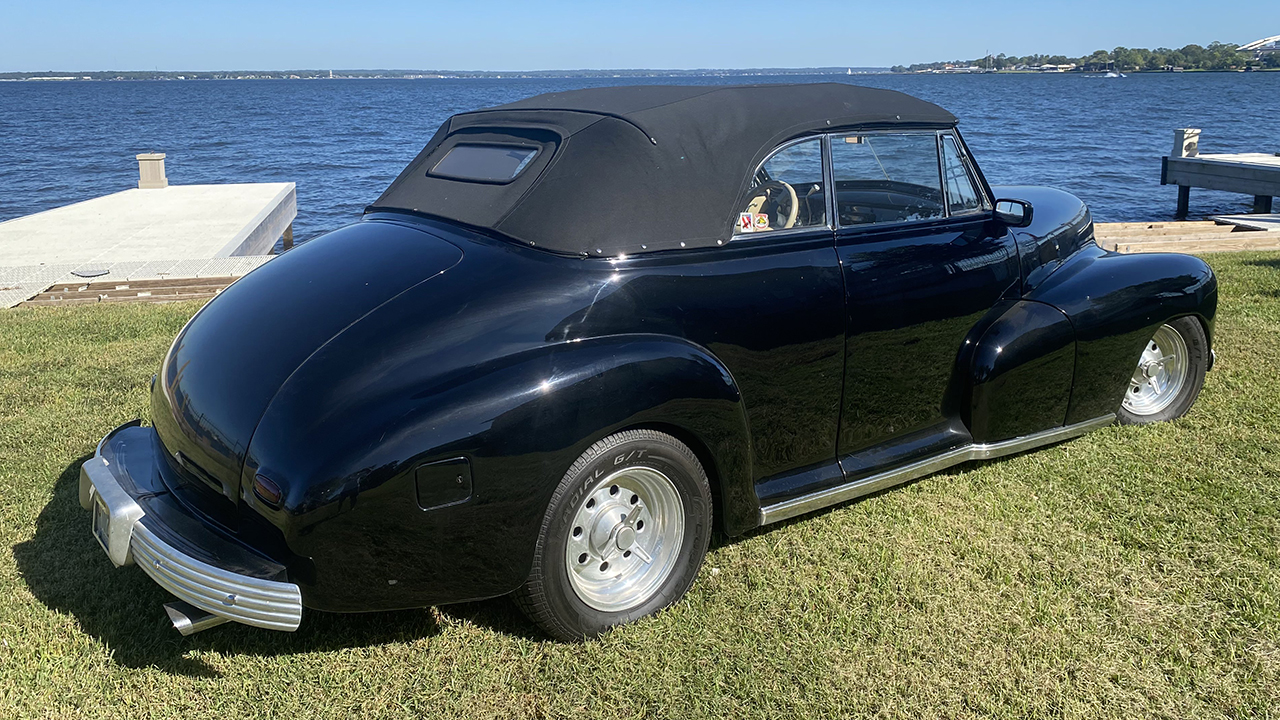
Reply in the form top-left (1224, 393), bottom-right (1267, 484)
top-left (742, 180), bottom-right (798, 230)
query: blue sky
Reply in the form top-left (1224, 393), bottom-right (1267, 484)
top-left (2, 0), bottom-right (1276, 71)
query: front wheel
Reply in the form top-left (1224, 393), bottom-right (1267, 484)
top-left (1118, 316), bottom-right (1209, 425)
top-left (513, 429), bottom-right (712, 641)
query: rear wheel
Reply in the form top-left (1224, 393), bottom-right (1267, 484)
top-left (513, 429), bottom-right (712, 640)
top-left (1118, 316), bottom-right (1208, 425)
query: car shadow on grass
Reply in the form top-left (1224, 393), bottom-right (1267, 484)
top-left (1244, 257), bottom-right (1280, 271)
top-left (12, 456), bottom-right (446, 677)
top-left (435, 598), bottom-right (547, 641)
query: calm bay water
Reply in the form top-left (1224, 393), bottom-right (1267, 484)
top-left (1, 73), bottom-right (1277, 244)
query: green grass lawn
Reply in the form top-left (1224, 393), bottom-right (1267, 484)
top-left (3, 252), bottom-right (1279, 719)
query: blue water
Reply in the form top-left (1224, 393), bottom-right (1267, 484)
top-left (1, 73), bottom-right (1277, 244)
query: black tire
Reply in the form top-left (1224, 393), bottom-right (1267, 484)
top-left (1117, 316), bottom-right (1209, 425)
top-left (513, 429), bottom-right (712, 641)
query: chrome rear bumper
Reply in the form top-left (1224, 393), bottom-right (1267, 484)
top-left (79, 421), bottom-right (302, 632)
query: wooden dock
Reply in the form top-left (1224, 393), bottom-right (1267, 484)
top-left (18, 275), bottom-right (249, 307)
top-left (1161, 129), bottom-right (1280, 217)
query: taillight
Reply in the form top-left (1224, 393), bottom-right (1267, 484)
top-left (252, 474), bottom-right (283, 507)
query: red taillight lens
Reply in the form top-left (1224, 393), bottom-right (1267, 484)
top-left (253, 474), bottom-right (283, 507)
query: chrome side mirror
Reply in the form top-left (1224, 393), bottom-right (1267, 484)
top-left (994, 199), bottom-right (1034, 228)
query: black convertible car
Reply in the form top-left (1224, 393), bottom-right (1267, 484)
top-left (80, 84), bottom-right (1216, 640)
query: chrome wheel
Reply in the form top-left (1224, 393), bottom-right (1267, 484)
top-left (564, 466), bottom-right (685, 612)
top-left (1122, 323), bottom-right (1189, 416)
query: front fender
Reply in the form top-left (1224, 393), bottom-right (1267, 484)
top-left (249, 334), bottom-right (753, 611)
top-left (1027, 245), bottom-right (1217, 423)
top-left (966, 300), bottom-right (1076, 443)
top-left (991, 185), bottom-right (1093, 293)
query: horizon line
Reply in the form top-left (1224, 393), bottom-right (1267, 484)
top-left (0, 66), bottom-right (889, 75)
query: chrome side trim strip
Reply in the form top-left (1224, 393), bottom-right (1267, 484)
top-left (131, 523), bottom-right (304, 632)
top-left (758, 414), bottom-right (1115, 526)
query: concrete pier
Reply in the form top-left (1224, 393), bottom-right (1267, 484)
top-left (0, 181), bottom-right (295, 307)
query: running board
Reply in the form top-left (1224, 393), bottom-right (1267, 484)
top-left (758, 414), bottom-right (1115, 525)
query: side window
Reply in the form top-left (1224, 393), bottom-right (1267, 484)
top-left (733, 138), bottom-right (826, 235)
top-left (941, 135), bottom-right (983, 214)
top-left (831, 133), bottom-right (944, 226)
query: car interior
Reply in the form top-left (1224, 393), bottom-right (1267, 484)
top-left (835, 180), bottom-right (945, 226)
top-left (735, 132), bottom-right (956, 234)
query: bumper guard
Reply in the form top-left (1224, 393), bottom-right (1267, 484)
top-left (79, 420), bottom-right (303, 632)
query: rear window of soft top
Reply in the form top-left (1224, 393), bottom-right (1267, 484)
top-left (429, 144), bottom-right (539, 183)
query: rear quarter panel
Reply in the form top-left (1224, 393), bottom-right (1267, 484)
top-left (245, 222), bottom-right (757, 609)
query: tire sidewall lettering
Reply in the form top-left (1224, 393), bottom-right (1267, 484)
top-left (543, 435), bottom-right (711, 634)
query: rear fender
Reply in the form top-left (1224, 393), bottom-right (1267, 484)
top-left (409, 334), bottom-right (757, 536)
top-left (257, 334), bottom-right (753, 609)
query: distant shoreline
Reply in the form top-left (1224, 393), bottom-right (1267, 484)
top-left (2, 67), bottom-right (1276, 83)
top-left (894, 40), bottom-right (1278, 75)
top-left (0, 67), bottom-right (890, 82)
top-left (899, 67), bottom-right (1279, 75)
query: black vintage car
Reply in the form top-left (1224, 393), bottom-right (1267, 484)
top-left (80, 84), bottom-right (1217, 640)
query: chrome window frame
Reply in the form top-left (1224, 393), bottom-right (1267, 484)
top-left (727, 127), bottom-right (994, 243)
top-left (829, 129), bottom-right (952, 232)
top-left (938, 131), bottom-right (991, 215)
top-left (728, 135), bottom-right (835, 243)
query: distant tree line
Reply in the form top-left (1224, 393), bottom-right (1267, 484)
top-left (892, 42), bottom-right (1279, 72)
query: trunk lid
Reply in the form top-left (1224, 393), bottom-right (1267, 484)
top-left (151, 219), bottom-right (462, 515)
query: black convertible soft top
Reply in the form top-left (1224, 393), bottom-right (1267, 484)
top-left (370, 84), bottom-right (956, 256)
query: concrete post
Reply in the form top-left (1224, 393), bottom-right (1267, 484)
top-left (136, 153), bottom-right (168, 189)
top-left (1172, 129), bottom-right (1201, 158)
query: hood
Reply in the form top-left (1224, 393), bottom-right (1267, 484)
top-left (150, 219), bottom-right (463, 510)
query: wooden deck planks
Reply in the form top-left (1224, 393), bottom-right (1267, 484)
top-left (18, 276), bottom-right (241, 307)
top-left (1094, 220), bottom-right (1280, 254)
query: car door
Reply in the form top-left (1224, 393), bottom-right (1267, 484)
top-left (709, 137), bottom-right (845, 499)
top-left (833, 130), bottom-right (1022, 479)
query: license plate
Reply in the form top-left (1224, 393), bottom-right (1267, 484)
top-left (92, 495), bottom-right (110, 553)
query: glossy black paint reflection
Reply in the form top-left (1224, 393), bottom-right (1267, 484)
top-left (146, 183), bottom-right (1216, 613)
top-left (995, 185), bottom-right (1095, 293)
top-left (967, 301), bottom-right (1075, 442)
top-left (151, 222), bottom-right (463, 513)
top-left (156, 215), bottom-right (851, 609)
top-left (835, 213), bottom-right (1020, 459)
top-left (1029, 245), bottom-right (1217, 423)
